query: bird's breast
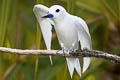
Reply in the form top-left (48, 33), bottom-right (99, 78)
top-left (54, 22), bottom-right (78, 49)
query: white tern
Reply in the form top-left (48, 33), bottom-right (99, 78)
top-left (33, 4), bottom-right (92, 78)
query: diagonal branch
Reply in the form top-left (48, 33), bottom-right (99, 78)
top-left (0, 47), bottom-right (120, 63)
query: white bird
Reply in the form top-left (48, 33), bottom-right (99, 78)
top-left (33, 4), bottom-right (92, 78)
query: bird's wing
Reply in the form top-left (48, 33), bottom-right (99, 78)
top-left (33, 4), bottom-right (53, 64)
top-left (75, 17), bottom-right (92, 73)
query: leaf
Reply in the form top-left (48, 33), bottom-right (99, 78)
top-left (0, 0), bottom-right (12, 46)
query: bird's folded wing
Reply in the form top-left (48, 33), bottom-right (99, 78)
top-left (33, 4), bottom-right (53, 64)
top-left (75, 17), bottom-right (91, 49)
top-left (75, 17), bottom-right (92, 73)
top-left (33, 4), bottom-right (52, 50)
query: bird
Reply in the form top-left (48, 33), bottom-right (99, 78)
top-left (33, 4), bottom-right (92, 78)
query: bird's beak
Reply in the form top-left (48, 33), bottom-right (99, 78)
top-left (41, 14), bottom-right (54, 18)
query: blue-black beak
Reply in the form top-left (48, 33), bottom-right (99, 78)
top-left (41, 14), bottom-right (54, 18)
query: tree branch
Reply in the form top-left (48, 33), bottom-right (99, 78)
top-left (0, 47), bottom-right (120, 63)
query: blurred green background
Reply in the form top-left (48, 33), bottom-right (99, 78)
top-left (0, 0), bottom-right (120, 80)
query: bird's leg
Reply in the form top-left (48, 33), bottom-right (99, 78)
top-left (57, 43), bottom-right (65, 54)
top-left (71, 43), bottom-right (77, 54)
top-left (61, 43), bottom-right (65, 53)
top-left (60, 43), bottom-right (70, 56)
top-left (72, 47), bottom-right (75, 53)
top-left (62, 47), bottom-right (65, 53)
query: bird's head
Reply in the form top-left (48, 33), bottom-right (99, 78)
top-left (42, 5), bottom-right (67, 21)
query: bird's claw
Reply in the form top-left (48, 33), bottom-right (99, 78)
top-left (56, 47), bottom-right (65, 54)
top-left (72, 47), bottom-right (75, 53)
top-left (72, 47), bottom-right (78, 52)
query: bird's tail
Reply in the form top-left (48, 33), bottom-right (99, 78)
top-left (66, 58), bottom-right (81, 78)
top-left (49, 56), bottom-right (53, 65)
top-left (82, 57), bottom-right (91, 73)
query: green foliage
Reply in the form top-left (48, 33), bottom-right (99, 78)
top-left (34, 0), bottom-right (44, 80)
top-left (0, 0), bottom-right (119, 80)
top-left (0, 0), bottom-right (12, 46)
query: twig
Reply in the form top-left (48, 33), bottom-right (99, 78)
top-left (0, 47), bottom-right (120, 63)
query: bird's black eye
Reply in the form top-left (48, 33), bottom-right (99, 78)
top-left (56, 9), bottom-right (60, 12)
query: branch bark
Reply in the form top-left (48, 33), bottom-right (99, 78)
top-left (0, 47), bottom-right (120, 63)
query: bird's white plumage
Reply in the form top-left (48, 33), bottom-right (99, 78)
top-left (33, 4), bottom-right (92, 78)
top-left (66, 58), bottom-right (81, 78)
top-left (75, 17), bottom-right (92, 73)
top-left (33, 4), bottom-right (53, 64)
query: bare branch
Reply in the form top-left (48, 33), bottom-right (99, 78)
top-left (0, 47), bottom-right (120, 63)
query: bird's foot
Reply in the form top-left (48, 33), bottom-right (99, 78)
top-left (72, 47), bottom-right (76, 52)
top-left (56, 47), bottom-right (65, 54)
top-left (69, 47), bottom-right (77, 55)
top-left (72, 47), bottom-right (74, 53)
top-left (62, 47), bottom-right (65, 53)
